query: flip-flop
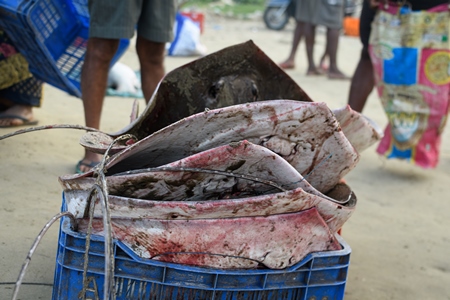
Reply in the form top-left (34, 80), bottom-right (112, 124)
top-left (0, 114), bottom-right (38, 128)
top-left (306, 69), bottom-right (325, 76)
top-left (328, 73), bottom-right (351, 80)
top-left (279, 62), bottom-right (295, 70)
top-left (75, 159), bottom-right (100, 174)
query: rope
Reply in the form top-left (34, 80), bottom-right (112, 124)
top-left (11, 212), bottom-right (77, 300)
top-left (0, 124), bottom-right (103, 141)
top-left (78, 134), bottom-right (136, 300)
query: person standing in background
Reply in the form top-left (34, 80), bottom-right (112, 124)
top-left (279, 0), bottom-right (323, 75)
top-left (0, 29), bottom-right (43, 128)
top-left (347, 0), bottom-right (381, 112)
top-left (77, 0), bottom-right (176, 173)
top-left (347, 0), bottom-right (449, 112)
top-left (315, 0), bottom-right (350, 79)
top-left (279, 0), bottom-right (348, 79)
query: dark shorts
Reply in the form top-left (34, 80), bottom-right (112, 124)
top-left (88, 0), bottom-right (176, 43)
top-left (315, 0), bottom-right (344, 29)
top-left (294, 0), bottom-right (315, 23)
top-left (295, 0), bottom-right (344, 29)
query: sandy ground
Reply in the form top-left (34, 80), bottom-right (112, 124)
top-left (1, 14), bottom-right (449, 300)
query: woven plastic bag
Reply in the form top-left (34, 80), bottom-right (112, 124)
top-left (369, 2), bottom-right (450, 168)
top-left (166, 13), bottom-right (207, 57)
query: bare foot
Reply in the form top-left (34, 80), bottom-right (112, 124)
top-left (306, 68), bottom-right (325, 76)
top-left (279, 60), bottom-right (295, 70)
top-left (0, 105), bottom-right (37, 127)
top-left (328, 71), bottom-right (350, 80)
top-left (319, 57), bottom-right (329, 73)
top-left (319, 61), bottom-right (329, 73)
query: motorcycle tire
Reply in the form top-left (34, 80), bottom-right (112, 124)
top-left (263, 7), bottom-right (289, 31)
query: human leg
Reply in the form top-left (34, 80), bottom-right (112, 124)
top-left (347, 0), bottom-right (376, 112)
top-left (325, 27), bottom-right (349, 79)
top-left (78, 37), bottom-right (119, 173)
top-left (319, 49), bottom-right (329, 72)
top-left (279, 21), bottom-right (305, 70)
top-left (304, 23), bottom-right (321, 75)
top-left (279, 0), bottom-right (317, 70)
top-left (310, 0), bottom-right (345, 76)
top-left (347, 48), bottom-right (374, 112)
top-left (77, 0), bottom-right (142, 173)
top-left (136, 38), bottom-right (167, 103)
top-left (136, 0), bottom-right (176, 102)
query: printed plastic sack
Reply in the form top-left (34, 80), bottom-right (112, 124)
top-left (369, 3), bottom-right (450, 168)
top-left (166, 13), bottom-right (207, 57)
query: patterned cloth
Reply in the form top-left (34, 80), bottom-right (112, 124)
top-left (0, 29), bottom-right (42, 107)
top-left (369, 2), bottom-right (450, 168)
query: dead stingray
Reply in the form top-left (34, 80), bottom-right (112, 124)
top-left (79, 41), bottom-right (381, 155)
top-left (79, 105), bottom-right (382, 156)
top-left (333, 105), bottom-right (384, 153)
top-left (72, 101), bottom-right (359, 194)
top-left (65, 186), bottom-right (355, 234)
top-left (77, 207), bottom-right (342, 269)
top-left (60, 140), bottom-right (310, 202)
top-left (60, 141), bottom-right (356, 232)
top-left (61, 140), bottom-right (337, 200)
top-left (108, 40), bottom-right (313, 142)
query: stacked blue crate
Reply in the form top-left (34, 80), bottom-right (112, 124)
top-left (52, 200), bottom-right (351, 300)
top-left (0, 0), bottom-right (129, 97)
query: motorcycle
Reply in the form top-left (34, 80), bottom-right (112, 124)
top-left (263, 0), bottom-right (294, 31)
top-left (263, 0), bottom-right (359, 31)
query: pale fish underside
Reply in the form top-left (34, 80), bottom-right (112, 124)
top-left (333, 105), bottom-right (384, 153)
top-left (73, 101), bottom-right (360, 194)
top-left (76, 207), bottom-right (342, 269)
top-left (60, 140), bottom-right (356, 232)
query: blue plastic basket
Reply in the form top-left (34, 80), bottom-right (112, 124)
top-left (0, 0), bottom-right (129, 97)
top-left (52, 214), bottom-right (351, 300)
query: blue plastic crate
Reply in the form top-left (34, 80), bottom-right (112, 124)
top-left (0, 0), bottom-right (129, 97)
top-left (52, 215), bottom-right (351, 300)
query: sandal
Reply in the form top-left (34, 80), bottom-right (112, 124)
top-left (0, 114), bottom-right (38, 128)
top-left (328, 72), bottom-right (350, 80)
top-left (279, 61), bottom-right (295, 70)
top-left (75, 159), bottom-right (99, 174)
top-left (306, 69), bottom-right (325, 76)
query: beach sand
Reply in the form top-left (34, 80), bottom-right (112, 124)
top-left (1, 14), bottom-right (449, 299)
